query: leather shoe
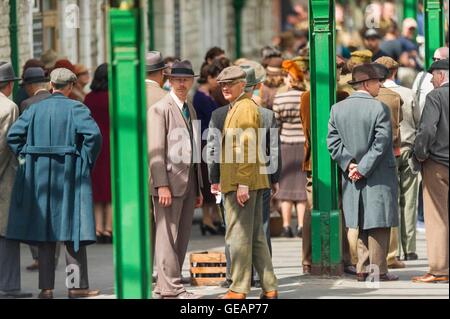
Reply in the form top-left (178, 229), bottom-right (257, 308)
top-left (388, 259), bottom-right (406, 269)
top-left (404, 253), bottom-right (418, 261)
top-left (379, 273), bottom-right (399, 281)
top-left (38, 290), bottom-right (53, 299)
top-left (164, 291), bottom-right (202, 299)
top-left (0, 290), bottom-right (33, 299)
top-left (26, 260), bottom-right (39, 271)
top-left (412, 273), bottom-right (449, 284)
top-left (220, 279), bottom-right (232, 288)
top-left (344, 265), bottom-right (357, 275)
top-left (303, 265), bottom-right (312, 275)
top-left (68, 288), bottom-right (101, 299)
top-left (220, 291), bottom-right (246, 299)
top-left (357, 273), bottom-right (369, 282)
top-left (260, 290), bottom-right (278, 299)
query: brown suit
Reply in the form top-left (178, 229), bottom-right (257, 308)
top-left (148, 93), bottom-right (202, 297)
top-left (146, 80), bottom-right (167, 110)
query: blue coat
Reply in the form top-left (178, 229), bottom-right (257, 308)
top-left (327, 92), bottom-right (399, 230)
top-left (6, 93), bottom-right (102, 250)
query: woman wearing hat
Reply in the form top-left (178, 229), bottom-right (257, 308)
top-left (272, 60), bottom-right (308, 238)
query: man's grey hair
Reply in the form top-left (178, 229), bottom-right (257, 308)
top-left (28, 82), bottom-right (49, 91)
top-left (52, 82), bottom-right (72, 90)
top-left (434, 47), bottom-right (449, 60)
top-left (438, 69), bottom-right (449, 81)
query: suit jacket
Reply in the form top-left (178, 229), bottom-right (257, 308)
top-left (148, 93), bottom-right (202, 197)
top-left (19, 90), bottom-right (52, 114)
top-left (220, 96), bottom-right (269, 194)
top-left (146, 80), bottom-right (167, 110)
top-left (376, 87), bottom-right (403, 151)
top-left (327, 92), bottom-right (399, 230)
top-left (259, 107), bottom-right (282, 185)
top-left (0, 92), bottom-right (19, 236)
top-left (207, 105), bottom-right (229, 184)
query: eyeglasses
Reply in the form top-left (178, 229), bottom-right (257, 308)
top-left (219, 81), bottom-right (242, 89)
top-left (433, 57), bottom-right (442, 62)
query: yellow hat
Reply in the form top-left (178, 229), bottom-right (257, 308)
top-left (348, 50), bottom-right (373, 71)
top-left (293, 55), bottom-right (309, 72)
top-left (374, 56), bottom-right (399, 70)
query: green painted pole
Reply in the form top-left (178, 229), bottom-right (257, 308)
top-left (9, 0), bottom-right (19, 100)
top-left (309, 0), bottom-right (342, 276)
top-left (424, 0), bottom-right (445, 69)
top-left (107, 0), bottom-right (151, 299)
top-left (404, 0), bottom-right (418, 19)
top-left (147, 0), bottom-right (155, 50)
top-left (233, 0), bottom-right (246, 59)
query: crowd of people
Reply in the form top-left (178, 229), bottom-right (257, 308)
top-left (0, 2), bottom-right (448, 299)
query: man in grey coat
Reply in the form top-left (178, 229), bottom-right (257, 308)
top-left (411, 59), bottom-right (449, 284)
top-left (327, 63), bottom-right (399, 282)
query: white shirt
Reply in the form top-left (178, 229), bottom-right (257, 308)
top-left (170, 90), bottom-right (186, 112)
top-left (145, 79), bottom-right (160, 86)
top-left (383, 79), bottom-right (398, 89)
top-left (355, 90), bottom-right (372, 96)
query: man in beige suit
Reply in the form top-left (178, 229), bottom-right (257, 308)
top-left (0, 62), bottom-right (32, 298)
top-left (148, 60), bottom-right (203, 299)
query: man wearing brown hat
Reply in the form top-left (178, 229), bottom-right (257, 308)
top-left (0, 62), bottom-right (32, 298)
top-left (148, 60), bottom-right (203, 299)
top-left (376, 56), bottom-right (421, 262)
top-left (327, 63), bottom-right (400, 282)
top-left (411, 59), bottom-right (449, 284)
top-left (217, 66), bottom-right (278, 299)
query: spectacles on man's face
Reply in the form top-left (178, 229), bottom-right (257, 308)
top-left (433, 57), bottom-right (442, 62)
top-left (219, 81), bottom-right (242, 89)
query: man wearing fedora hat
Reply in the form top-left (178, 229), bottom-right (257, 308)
top-left (411, 59), bottom-right (449, 284)
top-left (148, 60), bottom-right (203, 299)
top-left (0, 62), bottom-right (33, 299)
top-left (19, 67), bottom-right (51, 114)
top-left (327, 63), bottom-right (400, 282)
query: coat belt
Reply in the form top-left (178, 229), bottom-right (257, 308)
top-left (21, 145), bottom-right (80, 156)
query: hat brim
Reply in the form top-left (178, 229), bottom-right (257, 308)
top-left (0, 77), bottom-right (22, 83)
top-left (165, 73), bottom-right (199, 78)
top-left (20, 78), bottom-right (50, 86)
top-left (347, 76), bottom-right (383, 85)
top-left (245, 79), bottom-right (264, 87)
top-left (147, 64), bottom-right (169, 73)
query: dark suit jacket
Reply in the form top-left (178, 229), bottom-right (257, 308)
top-left (20, 91), bottom-right (52, 114)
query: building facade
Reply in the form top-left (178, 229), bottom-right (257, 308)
top-left (0, 0), bottom-right (280, 75)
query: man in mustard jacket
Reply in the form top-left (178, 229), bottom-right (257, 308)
top-left (218, 66), bottom-right (278, 299)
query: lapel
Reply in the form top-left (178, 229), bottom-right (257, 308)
top-left (168, 95), bottom-right (189, 130)
top-left (224, 95), bottom-right (246, 130)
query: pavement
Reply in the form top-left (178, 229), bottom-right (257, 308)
top-left (17, 213), bottom-right (449, 299)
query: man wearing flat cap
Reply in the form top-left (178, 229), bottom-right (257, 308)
top-left (217, 66), bottom-right (278, 299)
top-left (6, 68), bottom-right (102, 299)
top-left (0, 62), bottom-right (32, 298)
top-left (411, 59), bottom-right (449, 284)
top-left (376, 56), bottom-right (421, 263)
top-left (148, 60), bottom-right (203, 299)
top-left (339, 50), bottom-right (373, 95)
top-left (19, 67), bottom-right (51, 114)
top-left (327, 63), bottom-right (400, 282)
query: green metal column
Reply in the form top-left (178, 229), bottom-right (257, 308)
top-left (309, 0), bottom-right (342, 276)
top-left (9, 0), bottom-right (19, 99)
top-left (107, 0), bottom-right (151, 299)
top-left (404, 0), bottom-right (418, 20)
top-left (233, 0), bottom-right (246, 59)
top-left (424, 0), bottom-right (446, 69)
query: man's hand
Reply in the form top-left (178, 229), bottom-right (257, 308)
top-left (158, 187), bottom-right (172, 208)
top-left (211, 184), bottom-right (221, 195)
top-left (348, 163), bottom-right (363, 182)
top-left (195, 195), bottom-right (204, 209)
top-left (271, 183), bottom-right (280, 198)
top-left (237, 185), bottom-right (250, 208)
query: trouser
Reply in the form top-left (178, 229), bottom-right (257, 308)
top-left (422, 159), bottom-right (449, 276)
top-left (153, 172), bottom-right (197, 297)
top-left (397, 150), bottom-right (419, 256)
top-left (29, 243), bottom-right (61, 263)
top-left (0, 237), bottom-right (20, 292)
top-left (253, 189), bottom-right (273, 282)
top-left (38, 242), bottom-right (89, 290)
top-left (225, 190), bottom-right (278, 294)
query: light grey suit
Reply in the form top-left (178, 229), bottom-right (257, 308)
top-left (148, 93), bottom-right (202, 297)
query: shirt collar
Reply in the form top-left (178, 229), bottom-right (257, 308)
top-left (0, 91), bottom-right (7, 99)
top-left (146, 79), bottom-right (160, 87)
top-left (170, 90), bottom-right (186, 111)
top-left (383, 79), bottom-right (398, 88)
top-left (355, 90), bottom-right (372, 96)
top-left (441, 81), bottom-right (449, 87)
top-left (230, 92), bottom-right (246, 108)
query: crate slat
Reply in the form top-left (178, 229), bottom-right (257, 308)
top-left (190, 252), bottom-right (226, 263)
top-left (190, 267), bottom-right (227, 274)
top-left (191, 277), bottom-right (225, 286)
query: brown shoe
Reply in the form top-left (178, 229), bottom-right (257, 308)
top-left (38, 290), bottom-right (53, 299)
top-left (26, 260), bottom-right (39, 272)
top-left (379, 273), bottom-right (399, 281)
top-left (412, 273), bottom-right (449, 284)
top-left (220, 291), bottom-right (246, 299)
top-left (388, 259), bottom-right (406, 269)
top-left (357, 273), bottom-right (369, 282)
top-left (68, 288), bottom-right (101, 299)
top-left (303, 265), bottom-right (312, 275)
top-left (260, 290), bottom-right (278, 299)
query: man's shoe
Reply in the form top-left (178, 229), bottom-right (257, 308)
top-left (296, 227), bottom-right (303, 238)
top-left (357, 273), bottom-right (369, 282)
top-left (404, 253), bottom-right (419, 261)
top-left (251, 280), bottom-right (261, 288)
top-left (303, 265), bottom-right (311, 275)
top-left (38, 290), bottom-right (53, 299)
top-left (0, 290), bottom-right (33, 299)
top-left (220, 291), bottom-right (246, 299)
top-left (344, 265), bottom-right (357, 276)
top-left (68, 288), bottom-right (101, 299)
top-left (26, 260), bottom-right (39, 271)
top-left (152, 292), bottom-right (163, 299)
top-left (280, 227), bottom-right (294, 238)
top-left (220, 279), bottom-right (232, 288)
top-left (164, 291), bottom-right (202, 299)
top-left (181, 277), bottom-right (191, 285)
top-left (412, 273), bottom-right (449, 284)
top-left (379, 273), bottom-right (399, 281)
top-left (388, 259), bottom-right (406, 269)
top-left (260, 290), bottom-right (278, 299)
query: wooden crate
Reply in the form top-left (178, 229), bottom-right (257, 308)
top-left (190, 251), bottom-right (227, 286)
